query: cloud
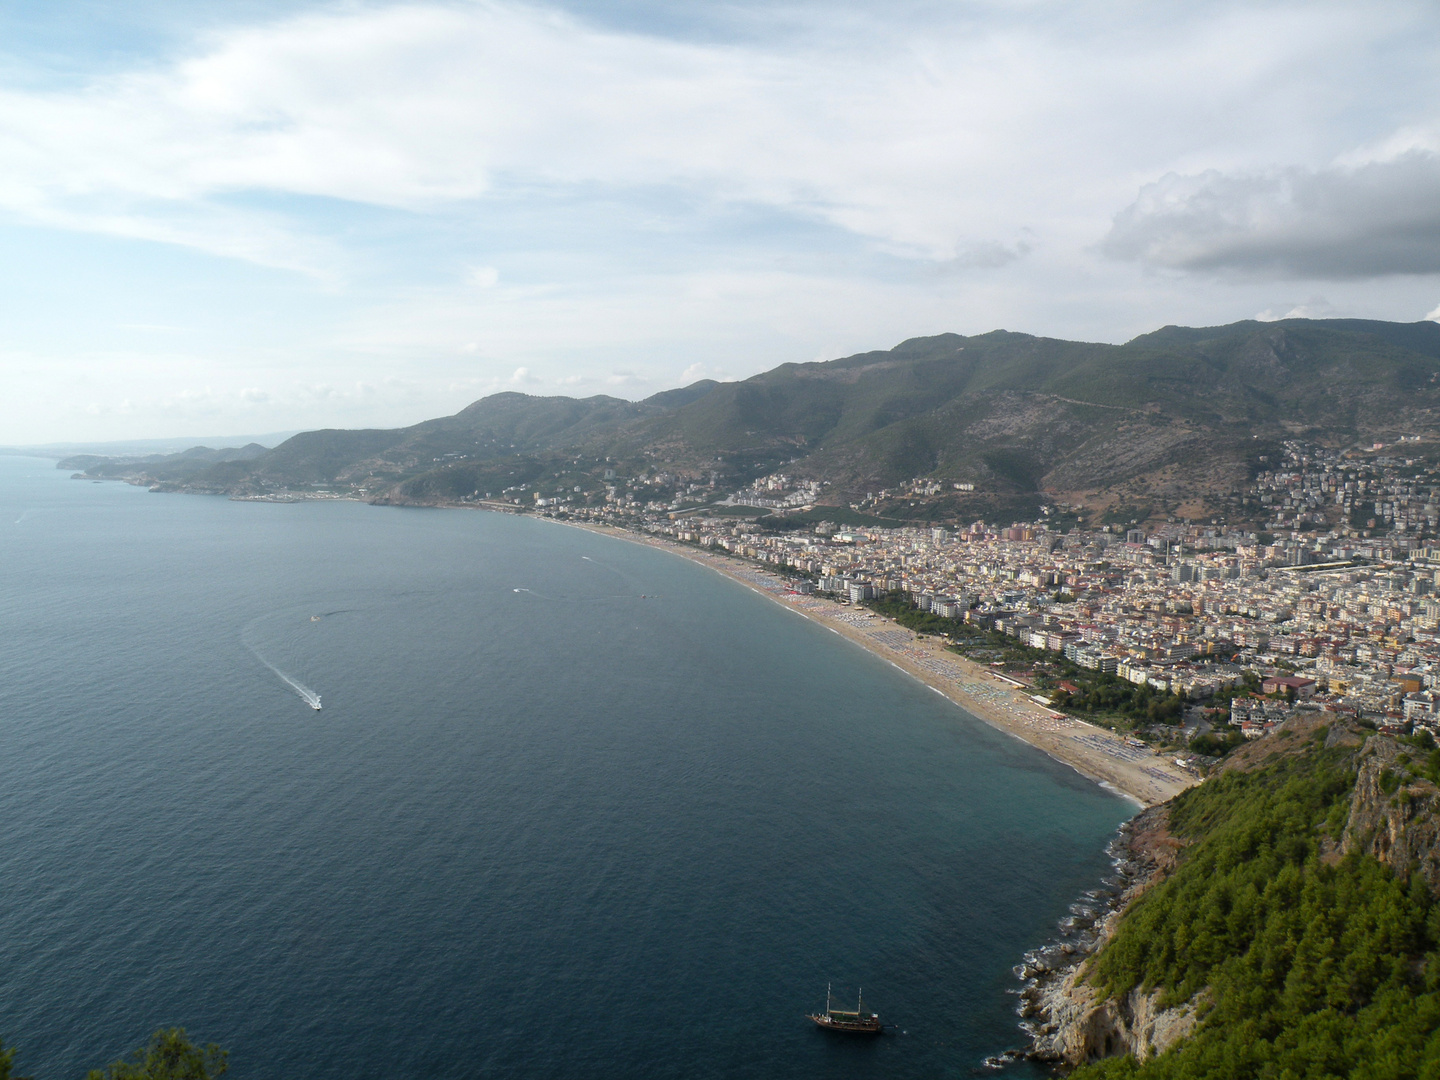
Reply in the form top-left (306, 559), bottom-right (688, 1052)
top-left (10, 0), bottom-right (1440, 444)
top-left (85, 398), bottom-right (135, 416)
top-left (1255, 296), bottom-right (1337, 322)
top-left (4, 0), bottom-right (1387, 272)
top-left (680, 361), bottom-right (731, 382)
top-left (1105, 151), bottom-right (1440, 279)
top-left (920, 240), bottom-right (1032, 276)
top-left (956, 240), bottom-right (1031, 269)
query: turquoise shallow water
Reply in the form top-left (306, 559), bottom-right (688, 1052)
top-left (0, 456), bottom-right (1130, 1079)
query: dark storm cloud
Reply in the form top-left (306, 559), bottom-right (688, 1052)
top-left (1104, 151), bottom-right (1440, 279)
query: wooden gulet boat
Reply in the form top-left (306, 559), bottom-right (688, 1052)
top-left (807, 983), bottom-right (883, 1034)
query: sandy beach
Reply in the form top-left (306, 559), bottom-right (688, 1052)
top-left (562, 520), bottom-right (1198, 808)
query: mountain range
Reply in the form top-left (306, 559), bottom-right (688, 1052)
top-left (59, 317), bottom-right (1440, 526)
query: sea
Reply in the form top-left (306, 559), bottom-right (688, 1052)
top-left (0, 455), bottom-right (1132, 1079)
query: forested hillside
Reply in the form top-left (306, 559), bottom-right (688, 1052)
top-left (1056, 721), bottom-right (1440, 1078)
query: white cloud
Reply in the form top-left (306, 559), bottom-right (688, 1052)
top-left (6, 0), bottom-right (1440, 443)
top-left (680, 362), bottom-right (730, 383)
top-left (1255, 297), bottom-right (1337, 322)
top-left (0, 0), bottom-right (1421, 270)
top-left (1106, 152), bottom-right (1440, 278)
top-left (84, 398), bottom-right (135, 417)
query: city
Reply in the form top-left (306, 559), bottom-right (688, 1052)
top-left (534, 437), bottom-right (1440, 754)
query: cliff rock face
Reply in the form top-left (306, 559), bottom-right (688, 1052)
top-left (1342, 735), bottom-right (1440, 892)
top-left (1025, 720), bottom-right (1440, 1071)
top-left (1025, 803), bottom-right (1198, 1068)
top-left (1031, 974), bottom-right (1203, 1065)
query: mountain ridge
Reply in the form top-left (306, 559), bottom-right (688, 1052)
top-left (62, 317), bottom-right (1440, 526)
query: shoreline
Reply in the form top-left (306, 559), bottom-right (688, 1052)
top-left (550, 518), bottom-right (1197, 809)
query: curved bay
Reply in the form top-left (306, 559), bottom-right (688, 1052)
top-left (0, 456), bottom-right (1129, 1080)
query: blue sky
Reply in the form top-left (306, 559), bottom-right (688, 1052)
top-left (4, 0), bottom-right (1440, 443)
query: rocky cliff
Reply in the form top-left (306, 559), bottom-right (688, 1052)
top-left (1022, 803), bottom-right (1196, 1068)
top-left (1341, 732), bottom-right (1440, 892)
top-left (1030, 975), bottom-right (1205, 1067)
top-left (1022, 715), bottom-right (1440, 1072)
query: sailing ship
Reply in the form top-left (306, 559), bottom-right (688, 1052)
top-left (807, 983), bottom-right (883, 1034)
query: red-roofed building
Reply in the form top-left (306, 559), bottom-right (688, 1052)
top-left (1261, 675), bottom-right (1317, 699)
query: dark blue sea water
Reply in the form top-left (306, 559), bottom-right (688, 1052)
top-left (0, 455), bottom-right (1131, 1079)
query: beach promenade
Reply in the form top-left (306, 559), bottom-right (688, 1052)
top-left (567, 521), bottom-right (1198, 808)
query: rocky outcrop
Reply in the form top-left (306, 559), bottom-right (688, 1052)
top-left (1030, 976), bottom-right (1205, 1066)
top-left (1216, 711), bottom-right (1351, 774)
top-left (1017, 803), bottom-right (1198, 1069)
top-left (1014, 718), bottom-right (1440, 1072)
top-left (1342, 735), bottom-right (1440, 893)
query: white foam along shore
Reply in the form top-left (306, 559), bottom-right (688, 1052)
top-left (553, 518), bottom-right (1197, 808)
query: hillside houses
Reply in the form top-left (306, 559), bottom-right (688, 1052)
top-left (549, 440), bottom-right (1440, 734)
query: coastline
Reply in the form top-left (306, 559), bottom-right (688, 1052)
top-left (1015, 801), bottom-right (1183, 1068)
top-left (550, 518), bottom-right (1198, 809)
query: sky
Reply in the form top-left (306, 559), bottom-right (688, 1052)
top-left (4, 0), bottom-right (1440, 444)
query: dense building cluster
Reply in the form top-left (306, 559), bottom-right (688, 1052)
top-left (1243, 439), bottom-right (1440, 543)
top-left (543, 440), bottom-right (1440, 739)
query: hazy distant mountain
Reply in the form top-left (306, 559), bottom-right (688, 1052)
top-left (23, 432), bottom-right (298, 457)
top-left (64, 318), bottom-right (1440, 522)
top-left (60, 442), bottom-right (270, 479)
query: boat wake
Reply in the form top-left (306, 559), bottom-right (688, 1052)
top-left (512, 585), bottom-right (656, 603)
top-left (251, 649), bottom-right (322, 710)
top-left (242, 613), bottom-right (326, 711)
